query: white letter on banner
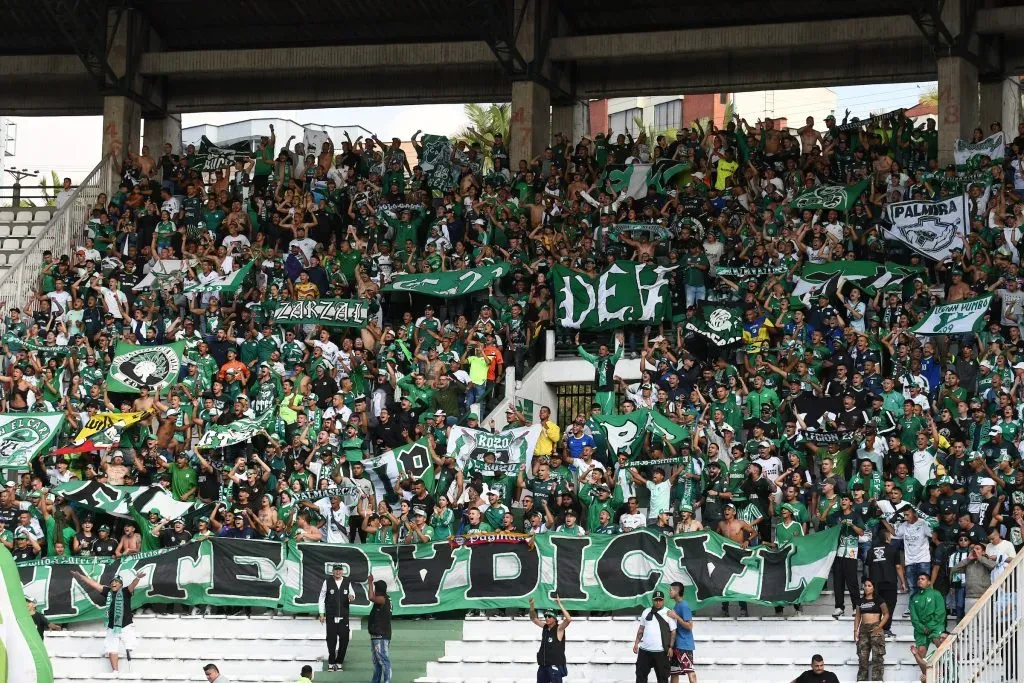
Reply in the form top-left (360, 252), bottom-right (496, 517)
top-left (558, 274), bottom-right (595, 328)
top-left (597, 264), bottom-right (631, 325)
top-left (635, 265), bottom-right (676, 321)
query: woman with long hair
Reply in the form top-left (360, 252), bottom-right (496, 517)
top-left (854, 578), bottom-right (888, 681)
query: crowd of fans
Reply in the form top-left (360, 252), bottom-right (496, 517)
top-left (2, 109), bottom-right (1024, 677)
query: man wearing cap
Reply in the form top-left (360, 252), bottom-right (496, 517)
top-left (634, 589), bottom-right (690, 683)
top-left (318, 563), bottom-right (356, 671)
top-left (575, 332), bottom-right (623, 415)
top-left (529, 595), bottom-right (571, 683)
top-left (70, 570), bottom-right (147, 673)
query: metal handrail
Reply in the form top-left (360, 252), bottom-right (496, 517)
top-left (0, 154), bottom-right (115, 315)
top-left (925, 546), bottom-right (1024, 682)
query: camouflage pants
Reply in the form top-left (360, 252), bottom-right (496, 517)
top-left (857, 628), bottom-right (886, 681)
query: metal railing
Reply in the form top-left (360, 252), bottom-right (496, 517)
top-left (926, 549), bottom-right (1024, 683)
top-left (0, 154), bottom-right (114, 315)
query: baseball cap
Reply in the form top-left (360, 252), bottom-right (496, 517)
top-left (652, 590), bottom-right (665, 600)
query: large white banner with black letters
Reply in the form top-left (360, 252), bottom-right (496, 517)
top-left (885, 194), bottom-right (967, 261)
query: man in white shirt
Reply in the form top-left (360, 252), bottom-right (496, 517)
top-left (986, 527), bottom-right (1017, 563)
top-left (54, 177), bottom-right (74, 209)
top-left (885, 507), bottom-right (932, 594)
top-left (289, 226), bottom-right (318, 262)
top-left (309, 494), bottom-right (351, 544)
top-left (634, 590), bottom-right (688, 683)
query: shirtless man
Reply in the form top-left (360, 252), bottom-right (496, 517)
top-left (138, 145), bottom-right (157, 178)
top-left (797, 117), bottom-right (823, 155)
top-left (0, 367), bottom-right (41, 413)
top-left (134, 388), bottom-right (157, 423)
top-left (115, 521), bottom-right (142, 558)
top-left (717, 503), bottom-right (758, 547)
top-left (618, 232), bottom-right (657, 262)
top-left (717, 503), bottom-right (757, 616)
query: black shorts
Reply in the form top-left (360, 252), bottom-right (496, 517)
top-left (670, 650), bottom-right (695, 675)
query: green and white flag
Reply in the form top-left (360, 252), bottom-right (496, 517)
top-left (382, 262), bottom-right (510, 296)
top-left (197, 410), bottom-right (275, 450)
top-left (647, 159), bottom-right (690, 194)
top-left (389, 438), bottom-right (434, 492)
top-left (790, 178), bottom-right (870, 211)
top-left (448, 425), bottom-right (541, 473)
top-left (685, 306), bottom-right (743, 345)
top-left (954, 131), bottom-right (1005, 169)
top-left (133, 259), bottom-right (196, 291)
top-left (20, 527), bottom-right (839, 623)
top-left (594, 411), bottom-right (650, 456)
top-left (595, 409), bottom-right (690, 458)
top-left (362, 443), bottom-right (409, 506)
top-left (106, 341), bottom-right (185, 394)
top-left (798, 260), bottom-right (922, 296)
top-left (184, 261), bottom-right (253, 295)
top-left (419, 134), bottom-right (461, 192)
top-left (273, 299), bottom-right (369, 328)
top-left (549, 261), bottom-right (675, 330)
top-left (909, 293), bottom-right (993, 335)
top-left (1, 545), bottom-right (54, 683)
top-left (0, 413), bottom-right (66, 469)
top-left (885, 195), bottom-right (967, 261)
top-left (194, 136), bottom-right (252, 173)
top-left (52, 481), bottom-right (209, 521)
top-left (602, 163), bottom-right (650, 199)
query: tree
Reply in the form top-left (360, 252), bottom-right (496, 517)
top-left (919, 88), bottom-right (939, 109)
top-left (454, 103), bottom-right (510, 170)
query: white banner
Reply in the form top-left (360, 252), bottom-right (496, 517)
top-left (447, 424), bottom-right (542, 472)
top-left (909, 294), bottom-right (993, 335)
top-left (885, 194), bottom-right (967, 261)
top-left (953, 131), bottom-right (1005, 167)
top-left (303, 127), bottom-right (330, 154)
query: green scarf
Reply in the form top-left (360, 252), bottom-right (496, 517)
top-left (106, 587), bottom-right (127, 633)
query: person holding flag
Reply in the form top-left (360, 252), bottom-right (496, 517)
top-left (576, 331), bottom-right (623, 415)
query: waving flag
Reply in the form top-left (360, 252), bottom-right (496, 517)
top-left (51, 410), bottom-right (151, 455)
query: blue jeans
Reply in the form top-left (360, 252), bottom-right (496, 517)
top-left (907, 562), bottom-right (931, 593)
top-left (371, 637), bottom-right (391, 683)
top-left (465, 382), bottom-right (487, 410)
top-left (537, 664), bottom-right (567, 683)
top-left (686, 285), bottom-right (706, 308)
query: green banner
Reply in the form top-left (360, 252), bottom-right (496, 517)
top-left (610, 223), bottom-right (673, 242)
top-left (52, 481), bottom-right (209, 521)
top-left (549, 261), bottom-right (675, 330)
top-left (106, 341), bottom-right (186, 394)
top-left (448, 425), bottom-right (540, 473)
top-left (419, 134), bottom-right (461, 192)
top-left (595, 409), bottom-right (689, 458)
top-left (197, 410), bottom-right (275, 450)
top-left (800, 260), bottom-right (922, 296)
top-left (20, 528), bottom-right (840, 623)
top-left (908, 293), bottom-right (993, 335)
top-left (382, 262), bottom-right (510, 296)
top-left (0, 333), bottom-right (71, 356)
top-left (0, 413), bottom-right (67, 469)
top-left (790, 178), bottom-right (869, 211)
top-left (685, 306), bottom-right (743, 345)
top-left (272, 299), bottom-right (369, 328)
top-left (184, 261), bottom-right (253, 295)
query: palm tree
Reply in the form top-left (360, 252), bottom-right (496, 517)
top-left (919, 88), bottom-right (939, 108)
top-left (454, 103), bottom-right (510, 170)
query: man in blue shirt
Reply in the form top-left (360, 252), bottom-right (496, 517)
top-left (668, 582), bottom-right (697, 683)
top-left (564, 417), bottom-right (595, 460)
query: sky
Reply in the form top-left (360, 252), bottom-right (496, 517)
top-left (2, 82), bottom-right (937, 184)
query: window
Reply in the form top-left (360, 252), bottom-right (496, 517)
top-left (653, 101), bottom-right (681, 133)
top-left (608, 107), bottom-right (642, 137)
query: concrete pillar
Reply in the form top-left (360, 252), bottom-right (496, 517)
top-left (980, 77), bottom-right (1020, 133)
top-left (937, 56), bottom-right (979, 165)
top-left (551, 102), bottom-right (589, 145)
top-left (143, 116), bottom-right (182, 156)
top-left (102, 96), bottom-right (141, 162)
top-left (510, 80), bottom-right (551, 166)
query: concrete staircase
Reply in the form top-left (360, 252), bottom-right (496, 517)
top-left (44, 589), bottom-right (936, 683)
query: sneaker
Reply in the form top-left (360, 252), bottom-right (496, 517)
top-left (885, 631), bottom-right (896, 641)
top-left (794, 605), bottom-right (803, 614)
top-left (739, 608), bottom-right (749, 618)
top-left (832, 608), bottom-right (844, 618)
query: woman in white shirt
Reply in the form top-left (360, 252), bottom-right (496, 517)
top-left (844, 288), bottom-right (867, 333)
